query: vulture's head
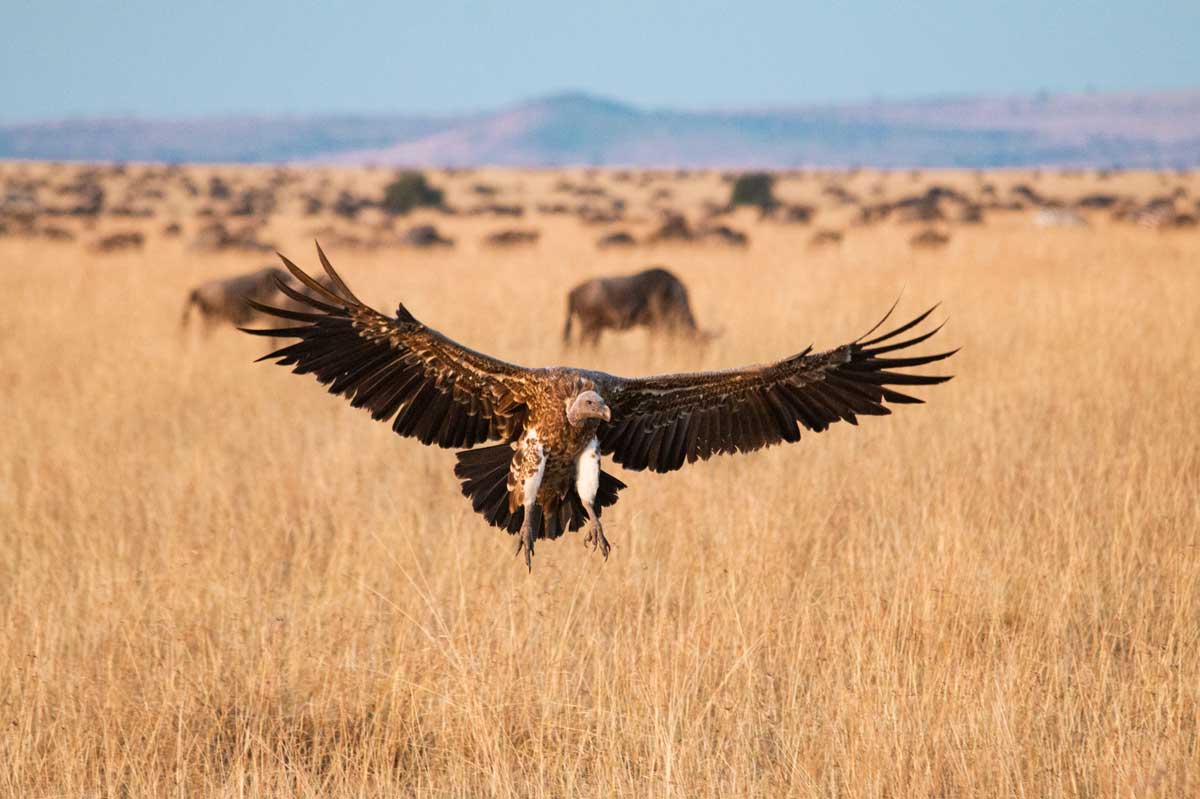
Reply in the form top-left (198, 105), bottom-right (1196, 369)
top-left (567, 390), bottom-right (611, 426)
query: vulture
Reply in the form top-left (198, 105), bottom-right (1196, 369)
top-left (244, 245), bottom-right (956, 570)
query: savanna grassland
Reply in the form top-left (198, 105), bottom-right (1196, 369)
top-left (1, 163), bottom-right (1198, 797)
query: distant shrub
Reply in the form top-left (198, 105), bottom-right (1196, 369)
top-left (380, 172), bottom-right (444, 215)
top-left (729, 172), bottom-right (778, 212)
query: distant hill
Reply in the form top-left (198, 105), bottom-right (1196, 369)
top-left (3, 89), bottom-right (1198, 167)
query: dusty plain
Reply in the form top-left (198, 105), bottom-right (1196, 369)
top-left (2, 163), bottom-right (1198, 797)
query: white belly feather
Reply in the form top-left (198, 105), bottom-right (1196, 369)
top-left (575, 436), bottom-right (600, 505)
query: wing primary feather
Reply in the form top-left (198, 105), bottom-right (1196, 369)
top-left (817, 379), bottom-right (871, 414)
top-left (850, 370), bottom-right (953, 386)
top-left (880, 387), bottom-right (923, 404)
top-left (314, 241), bottom-right (365, 306)
top-left (241, 325), bottom-right (308, 338)
top-left (822, 376), bottom-right (890, 415)
top-left (854, 349), bottom-right (958, 369)
top-left (272, 276), bottom-right (344, 314)
top-left (853, 294), bottom-right (902, 344)
top-left (810, 384), bottom-right (857, 425)
top-left (243, 297), bottom-right (325, 323)
top-left (858, 304), bottom-right (940, 348)
top-left (276, 251), bottom-right (346, 306)
top-left (860, 321), bottom-right (945, 356)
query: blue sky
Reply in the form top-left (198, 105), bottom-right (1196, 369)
top-left (5, 0), bottom-right (1199, 121)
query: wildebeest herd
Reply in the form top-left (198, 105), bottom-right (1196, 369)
top-left (3, 163), bottom-right (1196, 258)
top-left (33, 164), bottom-right (1162, 349)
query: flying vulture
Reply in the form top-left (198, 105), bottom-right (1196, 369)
top-left (243, 245), bottom-right (955, 570)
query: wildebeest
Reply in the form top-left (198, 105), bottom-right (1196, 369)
top-left (697, 224), bottom-right (749, 246)
top-left (484, 229), bottom-right (540, 247)
top-left (1033, 209), bottom-right (1088, 228)
top-left (808, 229), bottom-right (844, 248)
top-left (910, 229), bottom-right (951, 249)
top-left (190, 220), bottom-right (273, 253)
top-left (91, 231), bottom-right (145, 253)
top-left (596, 231), bottom-right (636, 249)
top-left (646, 213), bottom-right (694, 243)
top-left (181, 267), bottom-right (333, 332)
top-left (401, 224), bottom-right (454, 248)
top-left (562, 267), bottom-right (714, 346)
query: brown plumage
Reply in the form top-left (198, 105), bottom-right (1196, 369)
top-left (243, 244), bottom-right (956, 570)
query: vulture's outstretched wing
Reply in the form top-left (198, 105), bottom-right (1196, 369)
top-left (596, 305), bottom-right (955, 472)
top-left (243, 244), bottom-right (532, 447)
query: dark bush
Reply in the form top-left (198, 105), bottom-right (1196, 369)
top-left (380, 172), bottom-right (444, 215)
top-left (729, 172), bottom-right (778, 212)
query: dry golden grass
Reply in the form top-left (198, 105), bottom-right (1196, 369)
top-left (2, 165), bottom-right (1198, 797)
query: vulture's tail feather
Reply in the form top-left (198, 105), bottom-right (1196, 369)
top-left (454, 443), bottom-right (626, 541)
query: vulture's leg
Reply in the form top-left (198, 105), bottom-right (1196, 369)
top-left (516, 503), bottom-right (539, 571)
top-left (582, 502), bottom-right (609, 560)
top-left (513, 435), bottom-right (546, 572)
top-left (575, 438), bottom-right (610, 560)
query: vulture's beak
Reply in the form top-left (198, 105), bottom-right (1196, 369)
top-left (601, 405), bottom-right (612, 422)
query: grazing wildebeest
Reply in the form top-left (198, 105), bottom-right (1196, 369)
top-left (910, 229), bottom-right (951, 249)
top-left (562, 267), bottom-right (713, 346)
top-left (402, 224), bottom-right (454, 248)
top-left (697, 224), bottom-right (749, 246)
top-left (91, 231), bottom-right (145, 253)
top-left (484, 229), bottom-right (540, 247)
top-left (181, 267), bottom-right (334, 333)
top-left (808, 229), bottom-right (844, 248)
top-left (1033, 209), bottom-right (1088, 228)
top-left (597, 231), bottom-right (636, 249)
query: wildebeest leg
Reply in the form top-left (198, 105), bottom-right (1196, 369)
top-left (562, 304), bottom-right (575, 344)
top-left (180, 291), bottom-right (198, 330)
top-left (201, 308), bottom-right (219, 337)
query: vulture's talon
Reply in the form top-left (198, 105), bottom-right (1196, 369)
top-left (583, 521), bottom-right (610, 560)
top-left (518, 526), bottom-right (535, 572)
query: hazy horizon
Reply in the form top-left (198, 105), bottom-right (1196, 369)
top-left (6, 0), bottom-right (1200, 123)
top-left (5, 85), bottom-right (1200, 126)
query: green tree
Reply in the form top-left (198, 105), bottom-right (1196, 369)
top-left (380, 172), bottom-right (445, 215)
top-left (729, 172), bottom-right (778, 212)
